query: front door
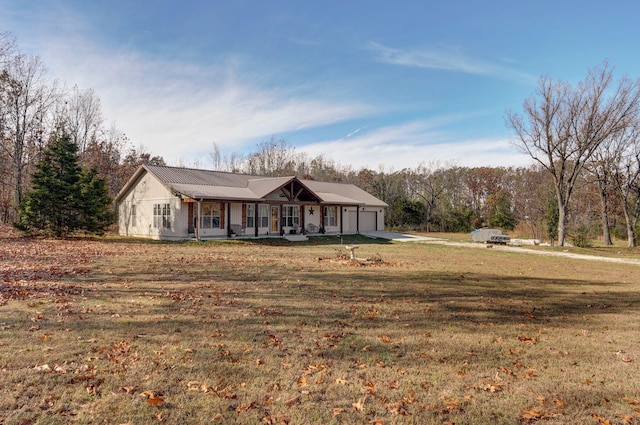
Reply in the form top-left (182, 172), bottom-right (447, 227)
top-left (271, 206), bottom-right (279, 232)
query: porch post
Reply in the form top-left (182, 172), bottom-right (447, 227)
top-left (226, 202), bottom-right (231, 238)
top-left (254, 203), bottom-right (258, 237)
top-left (279, 204), bottom-right (284, 235)
top-left (300, 205), bottom-right (305, 234)
top-left (357, 205), bottom-right (360, 234)
top-left (197, 200), bottom-right (202, 241)
top-left (339, 205), bottom-right (343, 234)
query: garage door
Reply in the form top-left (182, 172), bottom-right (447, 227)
top-left (359, 211), bottom-right (377, 232)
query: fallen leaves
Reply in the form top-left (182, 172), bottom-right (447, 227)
top-left (146, 395), bottom-right (165, 406)
top-left (386, 400), bottom-right (409, 415)
top-left (139, 390), bottom-right (164, 406)
top-left (120, 385), bottom-right (138, 394)
top-left (520, 393), bottom-right (566, 421)
top-left (592, 414), bottom-right (612, 425)
top-left (521, 407), bottom-right (551, 421)
top-left (0, 239), bottom-right (117, 304)
top-left (351, 396), bottom-right (367, 411)
top-left (517, 335), bottom-right (537, 345)
top-left (615, 350), bottom-right (634, 363)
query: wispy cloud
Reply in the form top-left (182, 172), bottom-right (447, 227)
top-left (366, 42), bottom-right (535, 83)
top-left (32, 34), bottom-right (374, 161)
top-left (300, 120), bottom-right (532, 170)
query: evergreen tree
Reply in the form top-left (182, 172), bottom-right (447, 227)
top-left (16, 134), bottom-right (115, 236)
top-left (77, 167), bottom-right (116, 234)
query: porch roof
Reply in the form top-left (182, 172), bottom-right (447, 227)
top-left (170, 183), bottom-right (263, 201)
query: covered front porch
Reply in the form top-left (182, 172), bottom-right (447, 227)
top-left (183, 200), bottom-right (364, 241)
top-left (176, 175), bottom-right (380, 241)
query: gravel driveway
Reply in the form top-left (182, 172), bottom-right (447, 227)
top-left (363, 231), bottom-right (640, 266)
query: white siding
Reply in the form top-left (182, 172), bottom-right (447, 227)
top-left (118, 171), bottom-right (186, 240)
top-left (342, 206), bottom-right (358, 234)
top-left (230, 203), bottom-right (242, 227)
top-left (303, 205), bottom-right (321, 233)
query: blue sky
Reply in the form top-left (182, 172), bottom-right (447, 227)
top-left (2, 1), bottom-right (639, 170)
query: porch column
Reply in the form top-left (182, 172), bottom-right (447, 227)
top-left (279, 204), bottom-right (284, 235)
top-left (197, 200), bottom-right (202, 241)
top-left (339, 205), bottom-right (343, 234)
top-left (300, 205), bottom-right (305, 234)
top-left (226, 202), bottom-right (231, 238)
top-left (254, 202), bottom-right (259, 237)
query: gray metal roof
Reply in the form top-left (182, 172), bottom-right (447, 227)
top-left (247, 177), bottom-right (294, 198)
top-left (118, 164), bottom-right (387, 207)
top-left (169, 183), bottom-right (263, 201)
top-left (302, 179), bottom-right (388, 207)
top-left (146, 165), bottom-right (254, 187)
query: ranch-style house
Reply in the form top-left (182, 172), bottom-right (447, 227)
top-left (115, 165), bottom-right (387, 241)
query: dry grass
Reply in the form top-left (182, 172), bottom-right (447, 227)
top-left (1, 234), bottom-right (640, 424)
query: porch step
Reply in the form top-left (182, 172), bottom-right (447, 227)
top-left (283, 234), bottom-right (308, 242)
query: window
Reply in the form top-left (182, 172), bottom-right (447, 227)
top-left (283, 205), bottom-right (300, 227)
top-left (323, 206), bottom-right (336, 227)
top-left (201, 203), bottom-right (220, 229)
top-left (246, 204), bottom-right (254, 228)
top-left (153, 203), bottom-right (171, 229)
top-left (258, 205), bottom-right (269, 228)
top-left (131, 204), bottom-right (136, 227)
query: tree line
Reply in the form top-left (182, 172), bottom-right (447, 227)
top-left (3, 30), bottom-right (640, 246)
top-left (193, 136), bottom-right (631, 248)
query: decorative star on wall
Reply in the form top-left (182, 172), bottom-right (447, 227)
top-left (308, 207), bottom-right (314, 215)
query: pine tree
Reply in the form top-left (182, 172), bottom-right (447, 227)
top-left (16, 134), bottom-right (115, 236)
top-left (77, 167), bottom-right (115, 234)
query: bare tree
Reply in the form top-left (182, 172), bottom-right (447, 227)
top-left (62, 85), bottom-right (104, 155)
top-left (608, 122), bottom-right (640, 247)
top-left (408, 161), bottom-right (454, 232)
top-left (510, 165), bottom-right (554, 240)
top-left (245, 137), bottom-right (299, 176)
top-left (585, 129), bottom-right (628, 245)
top-left (0, 31), bottom-right (16, 66)
top-left (2, 53), bottom-right (57, 210)
top-left (507, 62), bottom-right (640, 245)
top-left (0, 32), bottom-right (17, 222)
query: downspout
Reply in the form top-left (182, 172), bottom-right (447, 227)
top-left (357, 205), bottom-right (360, 234)
top-left (339, 205), bottom-right (343, 234)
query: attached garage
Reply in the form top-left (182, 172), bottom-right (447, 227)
top-left (359, 211), bottom-right (377, 232)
